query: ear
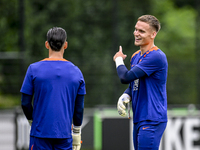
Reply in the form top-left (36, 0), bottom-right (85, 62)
top-left (64, 41), bottom-right (68, 49)
top-left (45, 41), bottom-right (50, 49)
top-left (151, 31), bottom-right (157, 39)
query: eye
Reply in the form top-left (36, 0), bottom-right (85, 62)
top-left (134, 28), bottom-right (139, 33)
top-left (139, 30), bottom-right (145, 33)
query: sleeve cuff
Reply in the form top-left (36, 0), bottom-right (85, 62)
top-left (115, 57), bottom-right (124, 68)
top-left (73, 125), bottom-right (81, 134)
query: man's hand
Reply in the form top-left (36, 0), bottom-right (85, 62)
top-left (72, 126), bottom-right (81, 150)
top-left (117, 93), bottom-right (131, 117)
top-left (113, 46), bottom-right (127, 61)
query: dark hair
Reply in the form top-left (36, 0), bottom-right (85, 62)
top-left (47, 27), bottom-right (67, 51)
top-left (138, 15), bottom-right (161, 32)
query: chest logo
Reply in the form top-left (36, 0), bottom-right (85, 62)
top-left (133, 79), bottom-right (139, 91)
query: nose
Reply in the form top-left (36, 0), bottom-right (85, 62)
top-left (133, 30), bottom-right (138, 36)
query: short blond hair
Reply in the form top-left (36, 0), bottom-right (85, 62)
top-left (138, 15), bottom-right (161, 32)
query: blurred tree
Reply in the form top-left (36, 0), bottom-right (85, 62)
top-left (0, 0), bottom-right (198, 107)
top-left (174, 0), bottom-right (195, 8)
top-left (195, 0), bottom-right (200, 106)
top-left (151, 0), bottom-right (197, 104)
top-left (0, 0), bottom-right (21, 95)
top-left (0, 0), bottom-right (19, 53)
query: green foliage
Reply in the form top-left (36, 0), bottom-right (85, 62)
top-left (0, 0), bottom-right (19, 52)
top-left (0, 0), bottom-right (198, 108)
top-left (151, 0), bottom-right (197, 104)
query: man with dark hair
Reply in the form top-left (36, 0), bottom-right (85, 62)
top-left (113, 15), bottom-right (168, 150)
top-left (21, 27), bottom-right (86, 150)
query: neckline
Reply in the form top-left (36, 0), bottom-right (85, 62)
top-left (41, 58), bottom-right (68, 61)
top-left (140, 46), bottom-right (158, 56)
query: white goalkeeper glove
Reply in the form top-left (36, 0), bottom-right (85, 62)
top-left (72, 125), bottom-right (81, 150)
top-left (117, 93), bottom-right (131, 117)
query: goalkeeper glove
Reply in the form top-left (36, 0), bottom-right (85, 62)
top-left (72, 125), bottom-right (81, 150)
top-left (117, 93), bottom-right (131, 117)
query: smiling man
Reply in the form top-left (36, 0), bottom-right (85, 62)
top-left (113, 15), bottom-right (168, 150)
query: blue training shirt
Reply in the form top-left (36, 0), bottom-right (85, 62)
top-left (130, 46), bottom-right (168, 123)
top-left (20, 58), bottom-right (86, 138)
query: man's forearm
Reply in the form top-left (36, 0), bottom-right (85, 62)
top-left (73, 95), bottom-right (84, 126)
top-left (21, 93), bottom-right (33, 120)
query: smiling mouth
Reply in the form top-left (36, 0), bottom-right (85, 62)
top-left (135, 38), bottom-right (141, 42)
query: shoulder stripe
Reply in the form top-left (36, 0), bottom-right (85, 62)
top-left (143, 46), bottom-right (159, 58)
top-left (147, 46), bottom-right (159, 54)
top-left (131, 50), bottom-right (141, 59)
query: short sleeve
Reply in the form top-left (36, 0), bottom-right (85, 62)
top-left (20, 66), bottom-right (34, 95)
top-left (77, 72), bottom-right (86, 95)
top-left (136, 51), bottom-right (166, 76)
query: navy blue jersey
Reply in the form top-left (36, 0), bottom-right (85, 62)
top-left (130, 46), bottom-right (168, 123)
top-left (20, 58), bottom-right (86, 138)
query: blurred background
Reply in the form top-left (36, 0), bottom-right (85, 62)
top-left (0, 0), bottom-right (200, 150)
